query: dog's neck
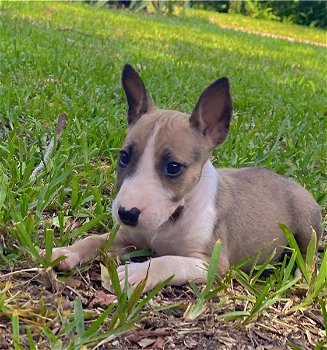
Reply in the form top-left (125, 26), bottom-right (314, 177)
top-left (185, 160), bottom-right (219, 210)
top-left (156, 159), bottom-right (219, 255)
top-left (167, 160), bottom-right (219, 225)
top-left (167, 160), bottom-right (218, 226)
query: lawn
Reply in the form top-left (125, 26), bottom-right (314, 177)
top-left (0, 2), bottom-right (326, 349)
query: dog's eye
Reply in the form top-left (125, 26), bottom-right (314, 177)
top-left (119, 150), bottom-right (130, 168)
top-left (165, 162), bottom-right (183, 178)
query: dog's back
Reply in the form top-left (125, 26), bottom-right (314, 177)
top-left (214, 167), bottom-right (322, 269)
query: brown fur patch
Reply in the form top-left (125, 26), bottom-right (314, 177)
top-left (206, 167), bottom-right (322, 273)
top-left (153, 111), bottom-right (210, 202)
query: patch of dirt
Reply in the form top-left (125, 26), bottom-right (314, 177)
top-left (110, 284), bottom-right (326, 350)
top-left (0, 265), bottom-right (325, 350)
top-left (0, 230), bottom-right (326, 349)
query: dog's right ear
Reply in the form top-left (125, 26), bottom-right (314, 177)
top-left (122, 64), bottom-right (153, 126)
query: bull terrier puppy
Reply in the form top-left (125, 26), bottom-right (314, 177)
top-left (50, 64), bottom-right (322, 292)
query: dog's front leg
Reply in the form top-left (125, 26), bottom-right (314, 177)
top-left (49, 231), bottom-right (126, 271)
top-left (117, 256), bottom-right (208, 292)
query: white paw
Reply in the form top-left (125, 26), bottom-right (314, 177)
top-left (50, 247), bottom-right (82, 271)
top-left (117, 261), bottom-right (154, 292)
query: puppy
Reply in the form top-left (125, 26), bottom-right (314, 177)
top-left (50, 64), bottom-right (322, 292)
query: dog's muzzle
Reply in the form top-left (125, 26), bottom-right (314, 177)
top-left (118, 206), bottom-right (141, 226)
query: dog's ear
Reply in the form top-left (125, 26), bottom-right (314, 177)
top-left (190, 77), bottom-right (232, 148)
top-left (122, 64), bottom-right (153, 126)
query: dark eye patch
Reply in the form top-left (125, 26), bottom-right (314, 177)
top-left (119, 150), bottom-right (131, 168)
top-left (116, 143), bottom-right (139, 190)
top-left (165, 161), bottom-right (184, 178)
top-left (158, 151), bottom-right (188, 179)
top-left (154, 143), bottom-right (204, 204)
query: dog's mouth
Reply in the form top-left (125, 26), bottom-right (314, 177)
top-left (169, 205), bottom-right (184, 222)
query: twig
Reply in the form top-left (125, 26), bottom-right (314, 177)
top-left (29, 113), bottom-right (67, 182)
top-left (0, 267), bottom-right (40, 279)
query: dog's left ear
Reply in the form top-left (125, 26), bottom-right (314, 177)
top-left (190, 77), bottom-right (232, 148)
top-left (122, 64), bottom-right (154, 126)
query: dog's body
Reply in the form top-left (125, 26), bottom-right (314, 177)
top-left (51, 65), bottom-right (321, 292)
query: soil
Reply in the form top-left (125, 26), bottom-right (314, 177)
top-left (0, 232), bottom-right (326, 350)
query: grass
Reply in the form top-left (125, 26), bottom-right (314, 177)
top-left (190, 9), bottom-right (327, 46)
top-left (0, 2), bottom-right (326, 349)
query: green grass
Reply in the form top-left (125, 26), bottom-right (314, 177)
top-left (0, 2), bottom-right (326, 348)
top-left (191, 9), bottom-right (327, 45)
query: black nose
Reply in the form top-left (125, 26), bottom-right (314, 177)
top-left (118, 206), bottom-right (141, 226)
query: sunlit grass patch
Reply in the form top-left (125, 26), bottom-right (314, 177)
top-left (191, 9), bottom-right (327, 46)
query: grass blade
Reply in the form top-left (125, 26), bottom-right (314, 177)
top-left (71, 175), bottom-right (80, 210)
top-left (272, 276), bottom-right (300, 297)
top-left (120, 249), bottom-right (153, 264)
top-left (92, 186), bottom-right (104, 215)
top-left (251, 248), bottom-right (276, 284)
top-left (44, 228), bottom-right (54, 265)
top-left (12, 311), bottom-right (22, 350)
top-left (234, 270), bottom-right (260, 297)
top-left (217, 310), bottom-right (251, 321)
top-left (282, 249), bottom-right (297, 285)
top-left (306, 229), bottom-right (317, 276)
top-left (184, 299), bottom-right (206, 321)
top-left (74, 298), bottom-right (85, 338)
top-left (278, 222), bottom-right (309, 282)
top-left (26, 327), bottom-right (37, 350)
top-left (106, 258), bottom-right (122, 299)
top-left (298, 246), bottom-right (327, 308)
top-left (129, 275), bottom-right (174, 320)
top-left (204, 240), bottom-right (222, 296)
top-left (319, 298), bottom-right (327, 332)
top-left (71, 213), bottom-right (107, 239)
top-left (189, 281), bottom-right (203, 300)
top-left (83, 304), bottom-right (115, 338)
top-left (245, 282), bottom-right (271, 320)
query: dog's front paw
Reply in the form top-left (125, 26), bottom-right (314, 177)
top-left (49, 247), bottom-right (82, 271)
top-left (117, 261), bottom-right (155, 292)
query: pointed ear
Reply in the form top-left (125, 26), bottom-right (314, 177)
top-left (121, 64), bottom-right (153, 126)
top-left (190, 77), bottom-right (232, 148)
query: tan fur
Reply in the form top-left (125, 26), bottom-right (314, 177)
top-left (50, 65), bottom-right (322, 292)
top-left (210, 168), bottom-right (321, 272)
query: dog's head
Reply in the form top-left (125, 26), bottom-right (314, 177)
top-left (112, 64), bottom-right (232, 230)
